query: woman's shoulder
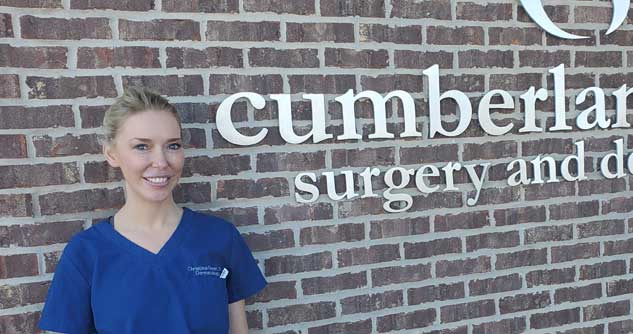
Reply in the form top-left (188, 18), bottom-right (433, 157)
top-left (187, 208), bottom-right (238, 231)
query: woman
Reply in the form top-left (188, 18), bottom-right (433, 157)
top-left (39, 87), bottom-right (266, 334)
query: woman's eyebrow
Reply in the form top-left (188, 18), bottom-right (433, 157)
top-left (129, 137), bottom-right (182, 142)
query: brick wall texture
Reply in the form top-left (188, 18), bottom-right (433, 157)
top-left (1, 0), bottom-right (633, 333)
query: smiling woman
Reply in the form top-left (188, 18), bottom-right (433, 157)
top-left (38, 87), bottom-right (267, 334)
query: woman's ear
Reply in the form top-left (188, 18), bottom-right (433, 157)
top-left (103, 143), bottom-right (120, 168)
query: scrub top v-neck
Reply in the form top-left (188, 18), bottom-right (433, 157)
top-left (104, 208), bottom-right (189, 263)
top-left (39, 207), bottom-right (267, 334)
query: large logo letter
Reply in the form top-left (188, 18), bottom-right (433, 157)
top-left (520, 0), bottom-right (631, 39)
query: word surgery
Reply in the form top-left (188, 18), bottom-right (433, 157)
top-left (216, 64), bottom-right (633, 146)
top-left (294, 138), bottom-right (633, 213)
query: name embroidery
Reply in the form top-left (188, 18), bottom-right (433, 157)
top-left (188, 265), bottom-right (228, 279)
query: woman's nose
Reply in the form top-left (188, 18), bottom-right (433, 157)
top-left (151, 149), bottom-right (169, 168)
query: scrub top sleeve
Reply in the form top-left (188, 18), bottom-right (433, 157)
top-left (226, 225), bottom-right (267, 304)
top-left (39, 247), bottom-right (96, 334)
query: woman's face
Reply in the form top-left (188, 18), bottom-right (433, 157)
top-left (104, 110), bottom-right (184, 204)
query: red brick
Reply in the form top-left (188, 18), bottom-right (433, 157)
top-left (607, 278), bottom-right (633, 296)
top-left (494, 206), bottom-right (546, 226)
top-left (39, 188), bottom-right (124, 215)
top-left (0, 13), bottom-right (12, 37)
top-left (300, 223), bottom-right (364, 246)
top-left (71, 0), bottom-right (152, 10)
top-left (391, 0), bottom-right (451, 19)
top-left (265, 251), bottom-right (332, 276)
top-left (207, 21), bottom-right (279, 41)
top-left (427, 26), bottom-right (484, 45)
top-left (21, 16), bottom-right (111, 39)
top-left (395, 50), bottom-right (452, 69)
top-left (1, 220), bottom-right (84, 248)
top-left (242, 229), bottom-right (294, 252)
top-left (469, 273), bottom-right (522, 296)
top-left (436, 256), bottom-right (491, 277)
top-left (584, 300), bottom-right (631, 321)
top-left (120, 19), bottom-right (200, 41)
top-left (0, 194), bottom-right (32, 217)
top-left (246, 281), bottom-right (296, 304)
top-left (576, 51), bottom-right (622, 67)
top-left (0, 162), bottom-right (79, 189)
top-left (434, 210), bottom-right (489, 232)
top-left (0, 74), bottom-right (19, 98)
top-left (0, 312), bottom-right (41, 334)
top-left (83, 160), bottom-right (122, 183)
top-left (290, 75), bottom-right (355, 94)
top-left (408, 282), bottom-right (464, 304)
top-left (578, 178), bottom-right (626, 196)
top-left (210, 74), bottom-right (282, 94)
top-left (500, 291), bottom-right (550, 314)
top-left (578, 219), bottom-right (625, 238)
top-left (204, 207), bottom-right (258, 227)
top-left (332, 147), bottom-right (395, 168)
top-left (440, 299), bottom-right (495, 323)
top-left (184, 155), bottom-right (250, 178)
top-left (0, 281), bottom-right (50, 308)
top-left (244, 0), bottom-right (314, 14)
top-left (27, 76), bottom-right (116, 99)
top-left (519, 50), bottom-right (570, 68)
top-left (524, 224), bottom-right (573, 244)
top-left (377, 308), bottom-right (436, 332)
top-left (526, 267), bottom-right (576, 288)
top-left (0, 254), bottom-right (38, 278)
top-left (472, 317), bottom-right (526, 334)
top-left (163, 0), bottom-right (237, 12)
top-left (0, 0), bottom-right (61, 7)
top-left (370, 217), bottom-right (429, 239)
top-left (320, 0), bottom-right (384, 17)
top-left (341, 290), bottom-right (403, 314)
top-left (496, 248), bottom-right (547, 269)
top-left (490, 73), bottom-right (542, 91)
top-left (0, 45), bottom-right (66, 68)
top-left (122, 75), bottom-right (203, 97)
top-left (267, 302), bottom-right (336, 326)
top-left (552, 242), bottom-right (600, 263)
top-left (217, 178), bottom-right (288, 199)
top-left (371, 263), bottom-right (432, 287)
top-left (0, 135), bottom-right (27, 158)
top-left (166, 47), bottom-right (242, 68)
top-left (458, 50), bottom-right (513, 68)
top-left (79, 105), bottom-right (108, 128)
top-left (286, 23), bottom-right (354, 43)
top-left (404, 237), bottom-right (461, 259)
top-left (309, 319), bottom-right (372, 334)
top-left (43, 251), bottom-right (61, 273)
top-left (246, 310), bottom-right (262, 329)
top-left (549, 200), bottom-right (600, 220)
top-left (530, 308), bottom-right (580, 329)
top-left (359, 74), bottom-right (422, 93)
top-left (264, 202), bottom-right (333, 224)
top-left (250, 48), bottom-right (318, 68)
top-left (33, 133), bottom-right (101, 157)
top-left (78, 47), bottom-right (159, 68)
top-left (257, 151), bottom-right (325, 172)
top-left (604, 238), bottom-right (633, 256)
top-left (524, 182), bottom-right (575, 201)
top-left (338, 244), bottom-right (400, 267)
top-left (489, 27), bottom-right (542, 45)
top-left (172, 182), bottom-right (211, 204)
top-left (546, 29), bottom-right (596, 47)
top-left (603, 30), bottom-right (633, 46)
top-left (302, 271), bottom-right (367, 295)
top-left (456, 2), bottom-right (512, 21)
top-left (609, 320), bottom-right (633, 334)
top-left (554, 283), bottom-right (602, 303)
top-left (360, 24), bottom-right (421, 44)
top-left (325, 48), bottom-right (388, 68)
top-left (0, 105), bottom-right (74, 129)
top-left (580, 260), bottom-right (627, 280)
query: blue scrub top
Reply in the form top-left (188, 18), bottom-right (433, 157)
top-left (39, 207), bottom-right (267, 334)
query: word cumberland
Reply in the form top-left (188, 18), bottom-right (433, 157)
top-left (216, 64), bottom-right (632, 146)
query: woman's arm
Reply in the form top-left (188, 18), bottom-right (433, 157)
top-left (229, 299), bottom-right (249, 334)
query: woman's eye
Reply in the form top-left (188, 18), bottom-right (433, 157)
top-left (168, 143), bottom-right (182, 150)
top-left (134, 144), bottom-right (148, 151)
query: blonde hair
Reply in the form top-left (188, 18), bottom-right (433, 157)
top-left (101, 87), bottom-right (181, 145)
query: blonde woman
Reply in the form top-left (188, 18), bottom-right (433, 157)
top-left (39, 87), bottom-right (266, 334)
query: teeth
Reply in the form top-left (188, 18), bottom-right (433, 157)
top-left (146, 177), bottom-right (168, 184)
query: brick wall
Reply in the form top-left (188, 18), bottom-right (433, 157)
top-left (1, 0), bottom-right (633, 333)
